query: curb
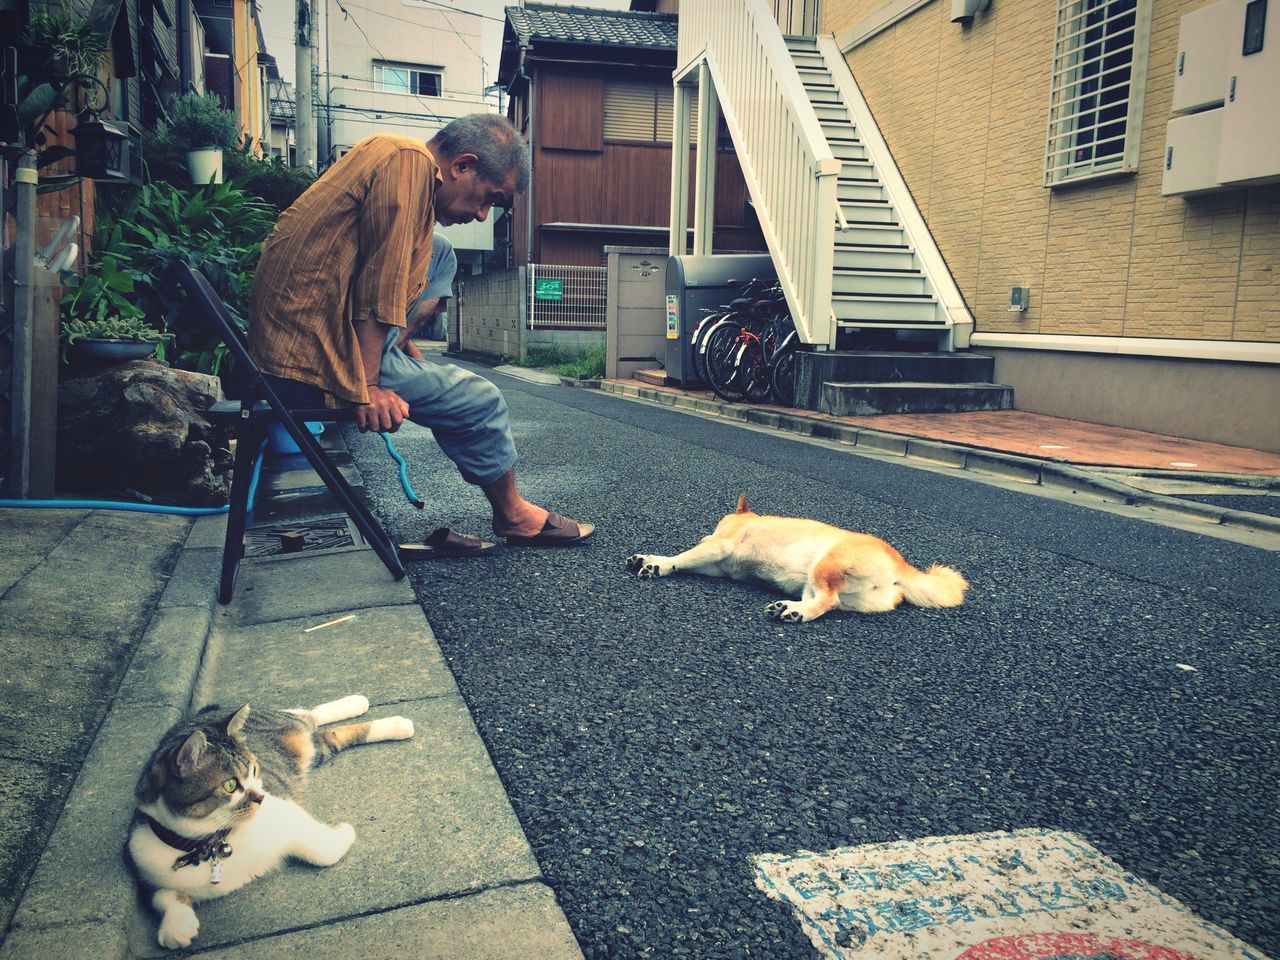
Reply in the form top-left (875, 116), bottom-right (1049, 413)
top-left (0, 513), bottom-right (225, 960)
top-left (598, 380), bottom-right (1280, 538)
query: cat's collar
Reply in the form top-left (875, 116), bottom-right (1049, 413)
top-left (142, 813), bottom-right (233, 873)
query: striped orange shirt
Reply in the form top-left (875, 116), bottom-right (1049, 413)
top-left (248, 135), bottom-right (442, 405)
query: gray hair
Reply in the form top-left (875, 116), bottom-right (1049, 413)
top-left (431, 113), bottom-right (529, 194)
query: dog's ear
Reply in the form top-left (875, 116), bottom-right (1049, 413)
top-left (736, 493), bottom-right (750, 514)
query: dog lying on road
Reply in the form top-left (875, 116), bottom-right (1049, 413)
top-left (625, 495), bottom-right (968, 623)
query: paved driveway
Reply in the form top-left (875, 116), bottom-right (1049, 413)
top-left (348, 366), bottom-right (1278, 960)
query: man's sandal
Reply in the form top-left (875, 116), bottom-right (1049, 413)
top-left (399, 527), bottom-right (497, 561)
top-left (503, 512), bottom-right (595, 547)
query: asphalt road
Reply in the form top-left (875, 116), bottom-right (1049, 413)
top-left (345, 362), bottom-right (1279, 960)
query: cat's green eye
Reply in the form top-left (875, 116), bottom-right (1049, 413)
top-left (222, 778), bottom-right (239, 794)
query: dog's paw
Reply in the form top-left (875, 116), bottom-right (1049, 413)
top-left (625, 554), bottom-right (667, 578)
top-left (764, 600), bottom-right (807, 623)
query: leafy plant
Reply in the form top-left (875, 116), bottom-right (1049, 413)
top-left (163, 93), bottom-right (241, 150)
top-left (223, 147), bottom-right (317, 211)
top-left (23, 13), bottom-right (109, 77)
top-left (15, 15), bottom-right (109, 193)
top-left (59, 316), bottom-right (175, 363)
top-left (61, 254), bottom-right (146, 325)
top-left (90, 179), bottom-right (276, 375)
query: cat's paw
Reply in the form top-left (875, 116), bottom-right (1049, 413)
top-left (157, 907), bottom-right (200, 949)
top-left (369, 716), bottom-right (414, 741)
top-left (324, 822), bottom-right (356, 864)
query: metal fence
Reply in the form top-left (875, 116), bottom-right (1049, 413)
top-left (528, 264), bottom-right (608, 329)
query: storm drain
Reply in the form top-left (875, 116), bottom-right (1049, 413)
top-left (244, 516), bottom-right (366, 558)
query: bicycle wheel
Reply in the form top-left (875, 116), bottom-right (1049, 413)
top-left (704, 324), bottom-right (746, 402)
top-left (770, 346), bottom-right (797, 406)
top-left (739, 337), bottom-right (772, 403)
top-left (692, 315), bottom-right (728, 384)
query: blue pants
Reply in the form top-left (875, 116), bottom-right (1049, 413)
top-left (265, 331), bottom-right (517, 487)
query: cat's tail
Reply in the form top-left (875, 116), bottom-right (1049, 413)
top-left (316, 716), bottom-right (415, 763)
top-left (898, 562), bottom-right (968, 608)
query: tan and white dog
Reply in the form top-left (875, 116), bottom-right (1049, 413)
top-left (625, 495), bottom-right (968, 623)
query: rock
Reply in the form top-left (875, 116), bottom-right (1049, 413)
top-left (57, 360), bottom-right (232, 505)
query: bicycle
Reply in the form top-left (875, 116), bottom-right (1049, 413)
top-left (690, 278), bottom-right (778, 387)
top-left (704, 284), bottom-right (795, 404)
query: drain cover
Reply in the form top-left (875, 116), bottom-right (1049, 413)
top-left (244, 516), bottom-right (364, 558)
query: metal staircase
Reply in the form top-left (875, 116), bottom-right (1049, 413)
top-left (672, 0), bottom-right (1006, 415)
top-left (786, 35), bottom-right (963, 342)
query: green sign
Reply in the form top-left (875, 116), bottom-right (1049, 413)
top-left (534, 278), bottom-right (564, 301)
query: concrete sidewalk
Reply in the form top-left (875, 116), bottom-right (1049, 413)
top-left (0, 434), bottom-right (583, 959)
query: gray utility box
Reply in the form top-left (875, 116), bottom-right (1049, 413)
top-left (665, 254), bottom-right (776, 386)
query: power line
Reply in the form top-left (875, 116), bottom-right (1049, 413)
top-left (337, 0), bottom-right (491, 84)
top-left (330, 0), bottom-right (445, 121)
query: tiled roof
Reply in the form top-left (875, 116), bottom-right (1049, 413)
top-left (505, 2), bottom-right (678, 50)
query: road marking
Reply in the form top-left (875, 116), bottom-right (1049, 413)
top-left (751, 828), bottom-right (1269, 960)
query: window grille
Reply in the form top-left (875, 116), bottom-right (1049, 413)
top-left (374, 61), bottom-right (442, 97)
top-left (604, 81), bottom-right (698, 142)
top-left (1043, 0), bottom-right (1151, 187)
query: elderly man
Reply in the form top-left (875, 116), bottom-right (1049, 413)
top-left (248, 113), bottom-right (593, 549)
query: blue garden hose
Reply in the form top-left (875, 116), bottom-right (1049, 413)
top-left (2, 430), bottom-right (419, 516)
top-left (0, 440), bottom-right (268, 516)
top-left (380, 431), bottom-right (424, 508)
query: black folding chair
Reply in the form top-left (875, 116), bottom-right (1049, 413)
top-left (172, 262), bottom-right (407, 604)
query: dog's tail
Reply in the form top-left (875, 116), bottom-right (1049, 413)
top-left (898, 563), bottom-right (968, 608)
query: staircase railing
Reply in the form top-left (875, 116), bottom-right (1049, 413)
top-left (678, 0), bottom-right (841, 348)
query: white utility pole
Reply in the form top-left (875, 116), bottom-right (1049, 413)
top-left (295, 0), bottom-right (316, 169)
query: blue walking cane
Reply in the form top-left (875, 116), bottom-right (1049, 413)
top-left (380, 432), bottom-right (424, 508)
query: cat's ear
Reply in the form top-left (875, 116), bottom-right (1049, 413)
top-left (226, 705), bottom-right (250, 737)
top-left (174, 731), bottom-right (208, 778)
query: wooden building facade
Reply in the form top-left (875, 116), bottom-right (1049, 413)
top-left (499, 2), bottom-right (764, 267)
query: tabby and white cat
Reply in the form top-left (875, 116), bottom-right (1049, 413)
top-left (128, 694), bottom-right (413, 949)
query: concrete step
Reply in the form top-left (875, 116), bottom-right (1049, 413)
top-left (818, 381), bottom-right (1015, 417)
top-left (794, 351), bottom-right (1000, 408)
top-left (633, 368), bottom-right (667, 387)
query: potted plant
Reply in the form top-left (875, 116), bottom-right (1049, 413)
top-left (16, 14), bottom-right (110, 191)
top-left (60, 254), bottom-right (174, 364)
top-left (60, 316), bottom-right (175, 364)
top-left (163, 93), bottom-right (241, 185)
top-left (22, 13), bottom-right (109, 78)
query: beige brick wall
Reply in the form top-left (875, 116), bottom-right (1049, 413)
top-left (837, 0), bottom-right (1280, 344)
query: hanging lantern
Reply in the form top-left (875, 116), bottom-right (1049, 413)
top-left (71, 116), bottom-right (129, 181)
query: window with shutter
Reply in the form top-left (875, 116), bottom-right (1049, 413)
top-left (604, 80), bottom-right (699, 142)
top-left (1044, 0), bottom-right (1152, 187)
